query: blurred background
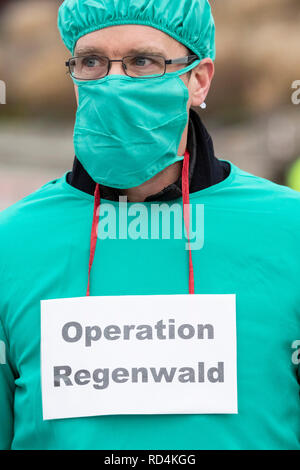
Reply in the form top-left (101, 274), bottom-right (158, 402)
top-left (0, 0), bottom-right (300, 210)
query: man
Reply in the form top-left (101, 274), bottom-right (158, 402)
top-left (0, 0), bottom-right (299, 450)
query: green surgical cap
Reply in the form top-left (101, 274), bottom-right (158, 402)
top-left (58, 0), bottom-right (215, 59)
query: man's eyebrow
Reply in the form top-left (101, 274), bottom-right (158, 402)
top-left (74, 46), bottom-right (167, 56)
top-left (75, 46), bottom-right (103, 56)
top-left (126, 47), bottom-right (167, 56)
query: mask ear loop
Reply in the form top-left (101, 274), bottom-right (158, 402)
top-left (182, 150), bottom-right (195, 295)
top-left (165, 59), bottom-right (201, 79)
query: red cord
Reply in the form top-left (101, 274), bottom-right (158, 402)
top-left (86, 183), bottom-right (100, 296)
top-left (182, 150), bottom-right (195, 294)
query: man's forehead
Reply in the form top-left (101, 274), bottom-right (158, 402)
top-left (74, 25), bottom-right (187, 56)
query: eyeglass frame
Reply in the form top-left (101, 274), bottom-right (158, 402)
top-left (65, 54), bottom-right (199, 80)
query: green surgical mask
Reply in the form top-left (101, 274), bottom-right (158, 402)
top-left (72, 60), bottom-right (200, 189)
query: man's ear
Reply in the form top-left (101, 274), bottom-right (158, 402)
top-left (190, 59), bottom-right (214, 107)
top-left (74, 84), bottom-right (79, 106)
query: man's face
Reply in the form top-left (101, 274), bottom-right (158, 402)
top-left (73, 24), bottom-right (212, 108)
top-left (73, 25), bottom-right (214, 159)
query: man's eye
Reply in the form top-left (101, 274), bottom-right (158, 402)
top-left (135, 57), bottom-right (148, 67)
top-left (133, 56), bottom-right (155, 67)
top-left (82, 56), bottom-right (103, 68)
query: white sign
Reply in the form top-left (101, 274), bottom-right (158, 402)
top-left (41, 294), bottom-right (237, 420)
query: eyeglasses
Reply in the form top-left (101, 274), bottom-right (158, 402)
top-left (65, 54), bottom-right (199, 80)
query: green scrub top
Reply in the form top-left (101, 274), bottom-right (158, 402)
top-left (0, 161), bottom-right (299, 450)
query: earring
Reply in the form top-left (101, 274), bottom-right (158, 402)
top-left (200, 102), bottom-right (207, 109)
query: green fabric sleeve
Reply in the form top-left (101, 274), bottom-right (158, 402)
top-left (0, 317), bottom-right (15, 450)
